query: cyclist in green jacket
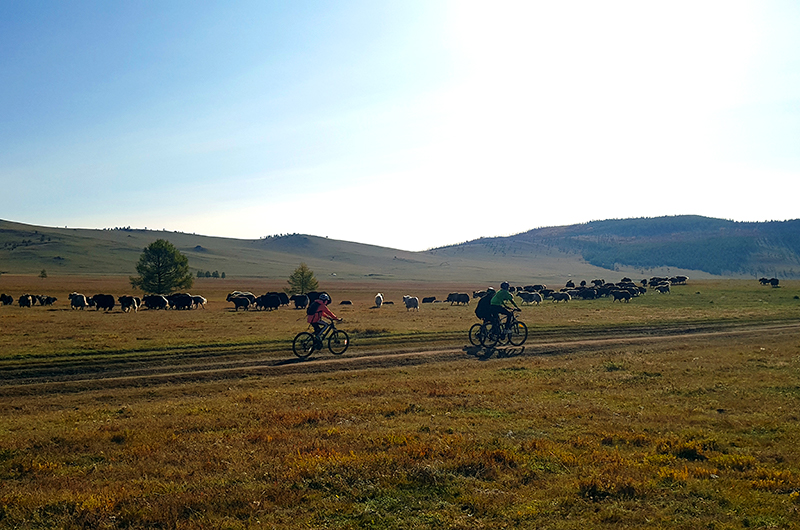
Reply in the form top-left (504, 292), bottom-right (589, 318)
top-left (490, 281), bottom-right (520, 329)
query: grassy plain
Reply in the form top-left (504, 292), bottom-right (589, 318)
top-left (1, 277), bottom-right (799, 528)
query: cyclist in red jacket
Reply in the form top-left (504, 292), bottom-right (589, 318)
top-left (307, 293), bottom-right (340, 338)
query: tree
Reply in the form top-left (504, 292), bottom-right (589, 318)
top-left (130, 239), bottom-right (194, 294)
top-left (287, 263), bottom-right (318, 294)
top-left (39, 269), bottom-right (47, 279)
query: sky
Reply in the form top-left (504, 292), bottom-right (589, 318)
top-left (2, 1), bottom-right (799, 251)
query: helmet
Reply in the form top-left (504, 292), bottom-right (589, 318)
top-left (318, 293), bottom-right (331, 302)
top-left (500, 281), bottom-right (510, 290)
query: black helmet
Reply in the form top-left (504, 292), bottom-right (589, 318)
top-left (500, 281), bottom-right (510, 290)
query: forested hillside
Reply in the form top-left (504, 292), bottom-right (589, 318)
top-left (447, 216), bottom-right (800, 278)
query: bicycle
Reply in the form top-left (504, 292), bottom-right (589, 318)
top-left (292, 318), bottom-right (350, 359)
top-left (477, 309), bottom-right (527, 348)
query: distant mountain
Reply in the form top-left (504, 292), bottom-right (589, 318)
top-left (1, 216), bottom-right (798, 281)
top-left (437, 215), bottom-right (800, 278)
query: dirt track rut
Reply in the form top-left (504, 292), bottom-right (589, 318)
top-left (2, 321), bottom-right (799, 396)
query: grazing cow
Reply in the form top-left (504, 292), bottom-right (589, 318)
top-left (191, 295), bottom-right (207, 309)
top-left (340, 300), bottom-right (352, 305)
top-left (229, 295), bottom-right (251, 311)
top-left (446, 293), bottom-right (470, 305)
top-left (90, 294), bottom-right (116, 311)
top-left (611, 290), bottom-right (632, 302)
top-left (551, 292), bottom-right (571, 303)
top-left (539, 289), bottom-right (555, 300)
top-left (142, 295), bottom-right (169, 310)
top-left (759, 277), bottom-right (771, 285)
top-left (227, 291), bottom-right (256, 304)
top-left (770, 278), bottom-right (780, 288)
top-left (118, 295), bottom-right (139, 313)
top-left (263, 292), bottom-right (290, 306)
top-left (69, 292), bottom-right (89, 309)
top-left (576, 289), bottom-right (597, 300)
top-left (518, 291), bottom-right (543, 305)
top-left (375, 293), bottom-right (384, 308)
top-left (565, 280), bottom-right (575, 288)
top-left (0, 294), bottom-right (13, 305)
top-left (403, 295), bottom-right (420, 311)
top-left (422, 296), bottom-right (436, 304)
top-left (168, 293), bottom-right (194, 310)
top-left (655, 284), bottom-right (671, 294)
top-left (18, 294), bottom-right (33, 307)
top-left (256, 293), bottom-right (281, 311)
top-left (290, 294), bottom-right (309, 310)
top-left (40, 296), bottom-right (57, 306)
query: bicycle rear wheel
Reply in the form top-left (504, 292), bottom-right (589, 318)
top-left (328, 329), bottom-right (349, 355)
top-left (480, 321), bottom-right (501, 348)
top-left (292, 332), bottom-right (316, 359)
top-left (507, 321), bottom-right (528, 346)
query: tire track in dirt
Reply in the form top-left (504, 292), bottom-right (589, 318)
top-left (2, 321), bottom-right (799, 396)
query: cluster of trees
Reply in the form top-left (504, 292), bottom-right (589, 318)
top-left (260, 233), bottom-right (300, 240)
top-left (196, 270), bottom-right (226, 279)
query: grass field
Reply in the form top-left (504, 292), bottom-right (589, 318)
top-left (1, 276), bottom-right (799, 528)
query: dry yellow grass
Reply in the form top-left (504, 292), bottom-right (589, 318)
top-left (1, 275), bottom-right (799, 528)
top-left (1, 325), bottom-right (799, 528)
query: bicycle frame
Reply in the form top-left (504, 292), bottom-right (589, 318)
top-left (312, 318), bottom-right (337, 340)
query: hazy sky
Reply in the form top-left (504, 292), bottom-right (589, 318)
top-left (2, 1), bottom-right (799, 251)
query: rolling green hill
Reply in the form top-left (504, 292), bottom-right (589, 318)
top-left (2, 216), bottom-right (797, 283)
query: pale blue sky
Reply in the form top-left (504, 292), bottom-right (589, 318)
top-left (2, 1), bottom-right (799, 251)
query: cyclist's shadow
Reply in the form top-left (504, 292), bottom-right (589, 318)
top-left (463, 345), bottom-right (525, 360)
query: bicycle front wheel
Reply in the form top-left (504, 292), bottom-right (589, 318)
top-left (328, 329), bottom-right (349, 355)
top-left (292, 332), bottom-right (316, 359)
top-left (468, 323), bottom-right (484, 346)
top-left (507, 321), bottom-right (528, 346)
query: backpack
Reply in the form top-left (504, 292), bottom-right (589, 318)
top-left (475, 292), bottom-right (494, 320)
top-left (306, 300), bottom-right (321, 316)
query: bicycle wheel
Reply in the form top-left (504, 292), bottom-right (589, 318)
top-left (292, 332), bottom-right (317, 359)
top-left (507, 321), bottom-right (528, 346)
top-left (468, 323), bottom-right (484, 346)
top-left (480, 321), bottom-right (501, 348)
top-left (327, 329), bottom-right (349, 355)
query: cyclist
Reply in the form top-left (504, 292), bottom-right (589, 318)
top-left (306, 293), bottom-right (341, 340)
top-left (474, 287), bottom-right (496, 324)
top-left (489, 281), bottom-right (520, 330)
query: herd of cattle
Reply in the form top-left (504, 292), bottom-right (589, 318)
top-left (0, 292), bottom-right (208, 312)
top-left (406, 275), bottom-right (688, 307)
top-left (0, 275), bottom-right (691, 312)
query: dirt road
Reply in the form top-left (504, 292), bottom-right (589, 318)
top-left (2, 320), bottom-right (798, 396)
